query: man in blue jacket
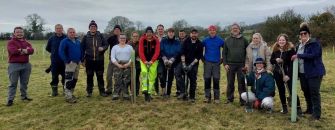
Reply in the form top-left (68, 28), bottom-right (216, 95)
top-left (46, 24), bottom-right (66, 96)
top-left (59, 28), bottom-right (82, 103)
top-left (159, 28), bottom-right (181, 98)
top-left (202, 25), bottom-right (224, 104)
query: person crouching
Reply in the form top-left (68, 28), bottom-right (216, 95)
top-left (241, 57), bottom-right (275, 112)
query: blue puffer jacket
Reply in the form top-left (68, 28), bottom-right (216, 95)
top-left (59, 37), bottom-right (83, 63)
top-left (297, 39), bottom-right (326, 78)
top-left (46, 34), bottom-right (66, 64)
top-left (160, 37), bottom-right (181, 62)
top-left (202, 35), bottom-right (224, 63)
top-left (246, 70), bottom-right (275, 100)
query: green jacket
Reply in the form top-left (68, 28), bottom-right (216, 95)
top-left (223, 35), bottom-right (249, 65)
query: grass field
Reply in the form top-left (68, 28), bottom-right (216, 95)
top-left (0, 40), bottom-right (334, 130)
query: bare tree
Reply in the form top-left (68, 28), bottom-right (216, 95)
top-left (135, 21), bottom-right (144, 31)
top-left (25, 13), bottom-right (46, 39)
top-left (105, 16), bottom-right (134, 33)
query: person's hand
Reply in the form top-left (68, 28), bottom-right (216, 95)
top-left (220, 58), bottom-right (223, 65)
top-left (123, 63), bottom-right (131, 68)
top-left (224, 65), bottom-right (230, 71)
top-left (168, 60), bottom-right (173, 65)
top-left (145, 61), bottom-right (152, 66)
top-left (22, 49), bottom-right (28, 54)
top-left (276, 58), bottom-right (283, 63)
top-left (117, 64), bottom-right (124, 69)
top-left (98, 47), bottom-right (104, 52)
top-left (164, 59), bottom-right (169, 65)
top-left (291, 55), bottom-right (297, 61)
top-left (283, 75), bottom-right (290, 82)
top-left (242, 66), bottom-right (247, 74)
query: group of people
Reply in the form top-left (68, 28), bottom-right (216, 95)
top-left (6, 21), bottom-right (325, 121)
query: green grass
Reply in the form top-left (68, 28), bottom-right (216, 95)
top-left (0, 40), bottom-right (334, 130)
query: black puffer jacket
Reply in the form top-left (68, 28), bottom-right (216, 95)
top-left (81, 31), bottom-right (108, 61)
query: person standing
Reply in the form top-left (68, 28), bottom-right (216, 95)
top-left (154, 24), bottom-right (166, 96)
top-left (178, 29), bottom-right (187, 44)
top-left (176, 29), bottom-right (203, 102)
top-left (202, 25), bottom-right (224, 104)
top-left (291, 23), bottom-right (325, 120)
top-left (139, 26), bottom-right (160, 102)
top-left (156, 24), bottom-right (166, 42)
top-left (111, 33), bottom-right (134, 100)
top-left (6, 26), bottom-right (34, 106)
top-left (81, 20), bottom-right (108, 97)
top-left (223, 23), bottom-right (249, 106)
top-left (128, 31), bottom-right (141, 96)
top-left (245, 33), bottom-right (272, 73)
top-left (159, 28), bottom-right (181, 98)
top-left (59, 28), bottom-right (82, 103)
top-left (106, 25), bottom-right (122, 95)
top-left (271, 34), bottom-right (302, 115)
top-left (46, 24), bottom-right (66, 96)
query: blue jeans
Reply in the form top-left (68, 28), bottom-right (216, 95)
top-left (7, 63), bottom-right (32, 101)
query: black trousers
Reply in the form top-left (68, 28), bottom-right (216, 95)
top-left (175, 63), bottom-right (198, 99)
top-left (299, 73), bottom-right (322, 118)
top-left (50, 63), bottom-right (65, 86)
top-left (159, 65), bottom-right (175, 96)
top-left (273, 71), bottom-right (301, 107)
top-left (226, 64), bottom-right (245, 102)
top-left (85, 60), bottom-right (105, 94)
top-left (135, 62), bottom-right (141, 96)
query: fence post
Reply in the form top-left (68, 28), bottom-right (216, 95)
top-left (291, 59), bottom-right (298, 122)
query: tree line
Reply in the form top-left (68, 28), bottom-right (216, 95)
top-left (1, 6), bottom-right (334, 46)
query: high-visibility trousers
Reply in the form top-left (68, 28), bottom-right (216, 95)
top-left (140, 61), bottom-right (158, 94)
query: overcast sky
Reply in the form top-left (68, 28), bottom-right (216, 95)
top-left (0, 0), bottom-right (334, 33)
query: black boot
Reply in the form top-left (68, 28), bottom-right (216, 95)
top-left (99, 87), bottom-right (108, 97)
top-left (281, 104), bottom-right (288, 114)
top-left (51, 86), bottom-right (58, 97)
top-left (143, 91), bottom-right (151, 102)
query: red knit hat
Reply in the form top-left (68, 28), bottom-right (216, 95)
top-left (208, 25), bottom-right (217, 31)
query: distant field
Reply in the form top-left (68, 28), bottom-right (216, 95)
top-left (0, 40), bottom-right (334, 129)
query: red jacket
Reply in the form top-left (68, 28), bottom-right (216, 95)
top-left (7, 38), bottom-right (34, 63)
top-left (138, 34), bottom-right (160, 63)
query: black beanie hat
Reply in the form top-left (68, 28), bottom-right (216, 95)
top-left (113, 25), bottom-right (122, 32)
top-left (89, 20), bottom-right (97, 28)
top-left (145, 26), bottom-right (154, 33)
top-left (299, 23), bottom-right (310, 34)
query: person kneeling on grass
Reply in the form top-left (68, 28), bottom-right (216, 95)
top-left (241, 57), bottom-right (275, 113)
top-left (111, 33), bottom-right (134, 100)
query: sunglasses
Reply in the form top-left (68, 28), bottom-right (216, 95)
top-left (300, 32), bottom-right (308, 35)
